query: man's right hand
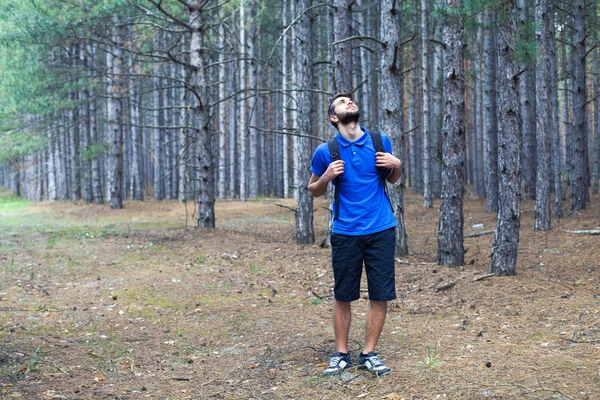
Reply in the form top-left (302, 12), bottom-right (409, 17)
top-left (323, 160), bottom-right (345, 182)
top-left (307, 160), bottom-right (345, 197)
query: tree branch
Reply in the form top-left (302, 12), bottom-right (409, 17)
top-left (332, 35), bottom-right (387, 48)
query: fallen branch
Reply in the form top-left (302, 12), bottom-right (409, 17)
top-left (308, 287), bottom-right (328, 300)
top-left (559, 337), bottom-right (600, 344)
top-left (274, 203), bottom-right (296, 213)
top-left (473, 273), bottom-right (496, 282)
top-left (565, 228), bottom-right (600, 235)
top-left (437, 280), bottom-right (455, 291)
top-left (395, 258), bottom-right (410, 264)
top-left (41, 360), bottom-right (70, 375)
top-left (464, 230), bottom-right (496, 238)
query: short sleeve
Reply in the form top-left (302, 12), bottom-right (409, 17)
top-left (310, 143), bottom-right (331, 177)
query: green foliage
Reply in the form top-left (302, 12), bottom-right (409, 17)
top-left (0, 130), bottom-right (47, 161)
top-left (81, 143), bottom-right (109, 161)
top-left (424, 345), bottom-right (442, 368)
top-left (515, 20), bottom-right (538, 66)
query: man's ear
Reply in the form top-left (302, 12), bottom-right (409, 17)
top-left (330, 114), bottom-right (338, 124)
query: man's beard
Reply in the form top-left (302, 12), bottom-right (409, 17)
top-left (337, 109), bottom-right (360, 125)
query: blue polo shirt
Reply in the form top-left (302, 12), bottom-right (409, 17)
top-left (311, 127), bottom-right (397, 236)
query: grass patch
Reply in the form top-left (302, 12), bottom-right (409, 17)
top-left (0, 192), bottom-right (31, 213)
top-left (424, 345), bottom-right (442, 368)
top-left (249, 262), bottom-right (263, 275)
top-left (86, 338), bottom-right (134, 373)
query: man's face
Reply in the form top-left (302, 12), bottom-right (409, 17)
top-left (330, 96), bottom-right (360, 126)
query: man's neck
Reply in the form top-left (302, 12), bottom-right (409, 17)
top-left (338, 122), bottom-right (363, 142)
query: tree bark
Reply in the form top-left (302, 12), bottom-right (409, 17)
top-left (548, 5), bottom-right (562, 218)
top-left (152, 46), bottom-right (164, 200)
top-left (282, 0), bottom-right (290, 199)
top-left (248, 1), bottom-right (259, 198)
top-left (432, 12), bottom-right (443, 198)
top-left (592, 0), bottom-right (600, 195)
top-left (239, 0), bottom-right (247, 201)
top-left (518, 0), bottom-right (535, 201)
top-left (484, 9), bottom-right (499, 213)
top-left (437, 0), bottom-right (465, 267)
top-left (89, 45), bottom-right (103, 205)
top-left (189, 1), bottom-right (215, 228)
top-left (294, 0), bottom-right (315, 245)
top-left (421, 0), bottom-right (432, 208)
top-left (380, 0), bottom-right (408, 256)
top-left (534, 0), bottom-right (551, 231)
top-left (333, 0), bottom-right (353, 94)
top-left (491, 1), bottom-right (521, 276)
top-left (106, 22), bottom-right (124, 209)
top-left (217, 20), bottom-right (227, 200)
top-left (570, 0), bottom-right (588, 210)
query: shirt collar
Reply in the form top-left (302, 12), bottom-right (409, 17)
top-left (337, 126), bottom-right (369, 147)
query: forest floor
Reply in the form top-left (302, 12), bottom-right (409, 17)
top-left (0, 188), bottom-right (599, 400)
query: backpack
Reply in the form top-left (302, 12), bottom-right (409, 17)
top-left (327, 131), bottom-right (392, 220)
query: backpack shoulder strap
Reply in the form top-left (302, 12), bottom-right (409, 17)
top-left (369, 131), bottom-right (384, 153)
top-left (327, 136), bottom-right (341, 220)
top-left (369, 131), bottom-right (394, 212)
top-left (327, 136), bottom-right (340, 162)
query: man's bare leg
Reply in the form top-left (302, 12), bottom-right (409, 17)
top-left (333, 300), bottom-right (352, 353)
top-left (363, 300), bottom-right (387, 354)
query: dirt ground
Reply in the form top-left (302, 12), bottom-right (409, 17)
top-left (1, 189), bottom-right (599, 399)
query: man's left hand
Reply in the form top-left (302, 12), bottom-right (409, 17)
top-left (375, 152), bottom-right (402, 170)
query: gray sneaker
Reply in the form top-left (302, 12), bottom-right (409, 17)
top-left (322, 352), bottom-right (353, 376)
top-left (358, 352), bottom-right (391, 376)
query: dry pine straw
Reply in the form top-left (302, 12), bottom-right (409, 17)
top-left (0, 193), bottom-right (599, 399)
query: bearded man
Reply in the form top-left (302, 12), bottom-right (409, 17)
top-left (307, 93), bottom-right (403, 377)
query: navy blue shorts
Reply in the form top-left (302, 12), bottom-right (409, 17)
top-left (331, 227), bottom-right (397, 302)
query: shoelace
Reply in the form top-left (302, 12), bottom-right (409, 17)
top-left (328, 356), bottom-right (343, 367)
top-left (365, 355), bottom-right (383, 367)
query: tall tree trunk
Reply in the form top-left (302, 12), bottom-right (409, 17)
top-left (69, 51), bottom-right (81, 202)
top-left (472, 18), bottom-right (484, 199)
top-left (189, 1), bottom-right (215, 228)
top-left (130, 70), bottom-right (144, 201)
top-left (518, 0), bottom-right (535, 201)
top-left (56, 122), bottom-right (68, 201)
top-left (410, 0), bottom-right (420, 194)
top-left (248, 2), bottom-right (259, 198)
top-left (484, 9), bottom-right (499, 213)
top-left (81, 45), bottom-right (93, 203)
top-left (333, 0), bottom-right (353, 93)
top-left (282, 0), bottom-right (290, 198)
top-left (47, 129), bottom-right (57, 200)
top-left (422, 0), bottom-right (432, 208)
top-left (534, 0), bottom-right (551, 230)
top-left (228, 7), bottom-right (237, 200)
top-left (179, 64), bottom-right (191, 203)
top-left (432, 13), bottom-right (443, 198)
top-left (380, 0), bottom-right (408, 256)
top-left (548, 6), bottom-right (563, 218)
top-left (217, 20), bottom-right (227, 200)
top-left (490, 1), bottom-right (521, 276)
top-left (106, 23), bottom-right (124, 209)
top-left (89, 46), bottom-right (103, 205)
top-left (239, 0), bottom-right (247, 201)
top-left (291, 0), bottom-right (299, 201)
top-left (559, 28), bottom-right (570, 194)
top-left (570, 0), bottom-right (588, 210)
top-left (437, 0), bottom-right (465, 267)
top-left (294, 0), bottom-right (314, 244)
top-left (592, 0), bottom-right (599, 195)
top-left (153, 54), bottom-right (164, 200)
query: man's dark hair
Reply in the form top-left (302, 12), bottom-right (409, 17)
top-left (328, 93), bottom-right (354, 128)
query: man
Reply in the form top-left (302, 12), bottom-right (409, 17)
top-left (308, 93), bottom-right (402, 377)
